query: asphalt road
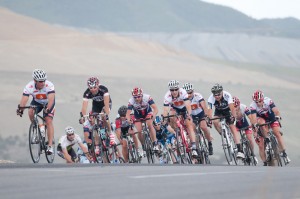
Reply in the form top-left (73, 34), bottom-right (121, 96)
top-left (1, 164), bottom-right (300, 199)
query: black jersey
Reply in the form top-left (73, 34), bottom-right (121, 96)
top-left (83, 85), bottom-right (112, 112)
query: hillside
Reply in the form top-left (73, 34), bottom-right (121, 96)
top-left (0, 0), bottom-right (300, 38)
top-left (0, 8), bottom-right (299, 164)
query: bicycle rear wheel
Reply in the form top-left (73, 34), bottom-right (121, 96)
top-left (29, 122), bottom-right (41, 163)
top-left (44, 126), bottom-right (55, 163)
top-left (145, 135), bottom-right (155, 164)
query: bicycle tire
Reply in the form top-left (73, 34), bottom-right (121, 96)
top-left (29, 122), bottom-right (41, 163)
top-left (176, 131), bottom-right (189, 164)
top-left (132, 145), bottom-right (141, 163)
top-left (145, 135), bottom-right (155, 164)
top-left (44, 125), bottom-right (55, 163)
top-left (195, 133), bottom-right (205, 164)
top-left (90, 126), bottom-right (99, 163)
top-left (270, 135), bottom-right (282, 167)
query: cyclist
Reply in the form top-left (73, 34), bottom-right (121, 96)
top-left (182, 82), bottom-right (214, 155)
top-left (126, 87), bottom-right (159, 152)
top-left (82, 110), bottom-right (102, 155)
top-left (16, 69), bottom-right (55, 155)
top-left (207, 83), bottom-right (244, 159)
top-left (79, 76), bottom-right (115, 144)
top-left (77, 141), bottom-right (91, 163)
top-left (233, 96), bottom-right (258, 164)
top-left (115, 105), bottom-right (141, 162)
top-left (162, 80), bottom-right (198, 157)
top-left (57, 126), bottom-right (92, 163)
top-left (249, 90), bottom-right (291, 165)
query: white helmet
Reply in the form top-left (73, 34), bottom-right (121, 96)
top-left (32, 69), bottom-right (47, 81)
top-left (182, 82), bottom-right (194, 92)
top-left (65, 126), bottom-right (75, 135)
top-left (168, 80), bottom-right (179, 89)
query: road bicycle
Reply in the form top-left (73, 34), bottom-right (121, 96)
top-left (19, 105), bottom-right (55, 163)
top-left (238, 126), bottom-right (257, 166)
top-left (257, 121), bottom-right (286, 166)
top-left (81, 112), bottom-right (110, 163)
top-left (211, 116), bottom-right (237, 165)
top-left (157, 129), bottom-right (178, 164)
top-left (140, 119), bottom-right (157, 164)
top-left (124, 128), bottom-right (142, 163)
top-left (193, 117), bottom-right (211, 164)
top-left (163, 114), bottom-right (192, 164)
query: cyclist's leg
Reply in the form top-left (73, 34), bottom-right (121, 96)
top-left (43, 102), bottom-right (55, 152)
top-left (146, 115), bottom-right (158, 145)
top-left (271, 123), bottom-right (285, 151)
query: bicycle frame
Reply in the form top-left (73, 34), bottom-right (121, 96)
top-left (238, 126), bottom-right (256, 166)
top-left (193, 117), bottom-right (210, 164)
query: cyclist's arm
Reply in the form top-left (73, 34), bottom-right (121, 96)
top-left (162, 105), bottom-right (169, 117)
top-left (46, 93), bottom-right (55, 110)
top-left (81, 99), bottom-right (89, 116)
top-left (207, 102), bottom-right (213, 119)
top-left (229, 103), bottom-right (236, 118)
top-left (19, 95), bottom-right (29, 108)
top-left (103, 94), bottom-right (110, 115)
top-left (184, 99), bottom-right (192, 115)
top-left (150, 103), bottom-right (158, 118)
top-left (62, 148), bottom-right (73, 163)
top-left (272, 106), bottom-right (281, 118)
top-left (199, 100), bottom-right (209, 116)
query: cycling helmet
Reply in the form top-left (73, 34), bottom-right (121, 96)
top-left (87, 76), bottom-right (99, 88)
top-left (211, 83), bottom-right (223, 94)
top-left (252, 90), bottom-right (264, 102)
top-left (182, 82), bottom-right (194, 92)
top-left (132, 87), bottom-right (143, 97)
top-left (232, 96), bottom-right (240, 107)
top-left (32, 69), bottom-right (47, 81)
top-left (168, 80), bottom-right (180, 89)
top-left (65, 126), bottom-right (75, 135)
top-left (118, 105), bottom-right (127, 117)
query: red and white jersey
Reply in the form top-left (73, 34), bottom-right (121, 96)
top-left (163, 88), bottom-right (188, 109)
top-left (58, 134), bottom-right (82, 150)
top-left (189, 92), bottom-right (205, 115)
top-left (249, 97), bottom-right (276, 117)
top-left (23, 80), bottom-right (55, 105)
top-left (128, 94), bottom-right (154, 111)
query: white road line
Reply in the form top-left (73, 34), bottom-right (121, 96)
top-left (130, 171), bottom-right (263, 179)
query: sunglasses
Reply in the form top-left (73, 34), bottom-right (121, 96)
top-left (67, 133), bottom-right (74, 136)
top-left (37, 80), bottom-right (45, 83)
top-left (134, 96), bottom-right (142, 99)
top-left (89, 86), bottom-right (97, 90)
top-left (255, 100), bottom-right (263, 103)
top-left (214, 93), bottom-right (221, 97)
top-left (170, 88), bottom-right (179, 92)
top-left (187, 91), bottom-right (193, 94)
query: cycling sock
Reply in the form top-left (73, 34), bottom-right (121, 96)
top-left (208, 141), bottom-right (212, 146)
top-left (192, 142), bottom-right (196, 149)
top-left (237, 144), bottom-right (242, 152)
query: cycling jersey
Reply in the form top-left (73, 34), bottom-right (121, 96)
top-left (249, 97), bottom-right (276, 121)
top-left (235, 104), bottom-right (252, 134)
top-left (163, 88), bottom-right (189, 110)
top-left (189, 92), bottom-right (205, 115)
top-left (207, 91), bottom-right (233, 111)
top-left (58, 134), bottom-right (83, 151)
top-left (83, 85), bottom-right (112, 113)
top-left (115, 115), bottom-right (135, 139)
top-left (23, 80), bottom-right (55, 105)
top-left (128, 94), bottom-right (154, 119)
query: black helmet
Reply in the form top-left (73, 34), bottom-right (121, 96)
top-left (118, 105), bottom-right (127, 117)
top-left (211, 83), bottom-right (223, 94)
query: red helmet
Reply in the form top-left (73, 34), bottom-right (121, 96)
top-left (252, 90), bottom-right (264, 102)
top-left (232, 96), bottom-right (240, 107)
top-left (132, 87), bottom-right (143, 97)
top-left (87, 76), bottom-right (99, 88)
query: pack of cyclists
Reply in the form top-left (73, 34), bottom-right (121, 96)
top-left (17, 69), bottom-right (291, 165)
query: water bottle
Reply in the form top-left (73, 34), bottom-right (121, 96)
top-left (39, 124), bottom-right (45, 137)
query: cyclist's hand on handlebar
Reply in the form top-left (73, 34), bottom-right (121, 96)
top-left (79, 117), bottom-right (85, 124)
top-left (16, 108), bottom-right (23, 117)
top-left (275, 116), bottom-right (282, 121)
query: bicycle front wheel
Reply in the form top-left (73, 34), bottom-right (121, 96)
top-left (44, 127), bottom-right (55, 163)
top-left (270, 135), bottom-right (282, 167)
top-left (29, 123), bottom-right (41, 163)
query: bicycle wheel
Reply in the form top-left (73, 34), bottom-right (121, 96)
top-left (90, 126), bottom-right (100, 163)
top-left (200, 135), bottom-right (211, 164)
top-left (29, 122), bottom-right (41, 163)
top-left (145, 135), bottom-right (155, 164)
top-left (176, 132), bottom-right (189, 164)
top-left (44, 126), bottom-right (55, 163)
top-left (270, 135), bottom-right (282, 167)
top-left (195, 133), bottom-right (205, 164)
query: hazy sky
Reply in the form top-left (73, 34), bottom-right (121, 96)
top-left (201, 0), bottom-right (300, 20)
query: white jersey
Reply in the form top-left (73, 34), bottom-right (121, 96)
top-left (58, 134), bottom-right (82, 150)
top-left (163, 88), bottom-right (188, 109)
top-left (249, 97), bottom-right (276, 117)
top-left (189, 92), bottom-right (205, 115)
top-left (236, 104), bottom-right (251, 122)
top-left (128, 94), bottom-right (154, 111)
top-left (23, 80), bottom-right (55, 105)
